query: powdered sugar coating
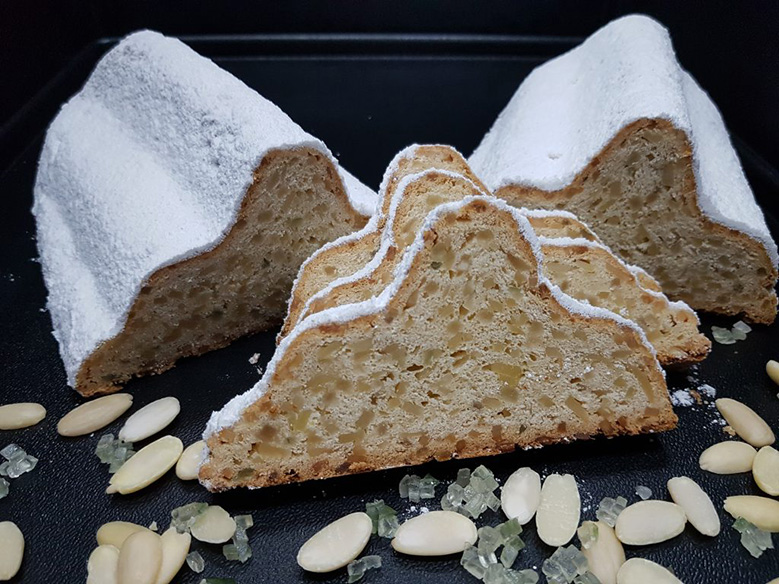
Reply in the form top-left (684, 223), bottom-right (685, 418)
top-left (203, 195), bottom-right (662, 442)
top-left (33, 30), bottom-right (375, 386)
top-left (469, 14), bottom-right (777, 267)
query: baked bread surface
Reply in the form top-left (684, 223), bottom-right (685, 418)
top-left (200, 197), bottom-right (675, 491)
top-left (469, 15), bottom-right (778, 322)
top-left (33, 31), bottom-right (375, 395)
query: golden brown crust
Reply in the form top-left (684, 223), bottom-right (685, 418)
top-left (496, 118), bottom-right (778, 324)
top-left (202, 411), bottom-right (677, 491)
top-left (75, 148), bottom-right (368, 396)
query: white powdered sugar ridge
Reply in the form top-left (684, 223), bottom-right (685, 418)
top-left (203, 195), bottom-right (663, 441)
top-left (33, 30), bottom-right (376, 386)
top-left (536, 231), bottom-right (698, 320)
top-left (293, 168), bottom-right (487, 327)
top-left (285, 144), bottom-right (425, 318)
top-left (469, 14), bottom-right (777, 268)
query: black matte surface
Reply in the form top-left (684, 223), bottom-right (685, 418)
top-left (1, 37), bottom-right (778, 584)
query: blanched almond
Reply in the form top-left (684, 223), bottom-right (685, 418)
top-left (580, 521), bottom-right (624, 584)
top-left (175, 440), bottom-right (206, 481)
top-left (724, 495), bottom-right (779, 532)
top-left (699, 441), bottom-right (756, 474)
top-left (297, 512), bottom-right (372, 572)
top-left (0, 403), bottom-right (46, 430)
top-left (155, 528), bottom-right (191, 584)
top-left (767, 360), bottom-right (779, 386)
top-left (615, 501), bottom-right (686, 545)
top-left (536, 474), bottom-right (580, 547)
top-left (87, 545), bottom-right (119, 584)
top-left (119, 397), bottom-right (180, 443)
top-left (501, 467), bottom-right (541, 525)
top-left (117, 531), bottom-right (162, 584)
top-left (391, 511), bottom-right (477, 556)
top-left (190, 506), bottom-right (235, 544)
top-left (58, 394), bottom-right (133, 437)
top-left (97, 522), bottom-right (152, 549)
top-left (106, 436), bottom-right (183, 495)
top-left (0, 521), bottom-right (24, 581)
top-left (753, 446), bottom-right (779, 496)
top-left (716, 398), bottom-right (775, 447)
top-left (617, 558), bottom-right (682, 584)
top-left (667, 477), bottom-right (720, 536)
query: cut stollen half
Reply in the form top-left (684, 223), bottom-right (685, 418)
top-left (283, 148), bottom-right (709, 366)
top-left (279, 144), bottom-right (487, 342)
top-left (199, 195), bottom-right (675, 491)
top-left (33, 30), bottom-right (376, 396)
top-left (469, 14), bottom-right (778, 322)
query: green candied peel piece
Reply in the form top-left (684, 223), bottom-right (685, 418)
top-left (365, 500), bottom-right (399, 538)
top-left (172, 503), bottom-right (208, 534)
top-left (377, 514), bottom-right (400, 539)
top-left (400, 473), bottom-right (439, 503)
top-left (0, 443), bottom-right (39, 479)
top-left (471, 465), bottom-right (500, 493)
top-left (419, 474), bottom-right (440, 499)
top-left (186, 551), bottom-right (205, 573)
top-left (515, 569), bottom-right (540, 584)
top-left (712, 321), bottom-right (751, 344)
top-left (595, 496), bottom-right (627, 528)
top-left (542, 545), bottom-right (589, 584)
top-left (463, 544), bottom-right (539, 582)
top-left (461, 545), bottom-right (489, 579)
top-left (444, 466), bottom-right (499, 519)
top-left (234, 514), bottom-right (254, 530)
top-left (0, 477), bottom-right (8, 499)
top-left (634, 485), bottom-right (652, 500)
top-left (456, 468), bottom-right (471, 487)
top-left (470, 518), bottom-right (526, 576)
top-left (347, 555), bottom-right (382, 583)
top-left (223, 512), bottom-right (254, 563)
top-left (478, 526), bottom-right (503, 555)
top-left (222, 544), bottom-right (240, 562)
top-left (483, 563), bottom-right (539, 584)
top-left (94, 434), bottom-right (135, 474)
top-left (199, 579), bottom-right (236, 584)
top-left (577, 522), bottom-right (599, 550)
top-left (499, 538), bottom-right (522, 569)
top-left (711, 325), bottom-right (736, 345)
top-left (733, 517), bottom-right (774, 558)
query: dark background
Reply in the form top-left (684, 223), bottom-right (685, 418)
top-left (2, 0), bottom-right (779, 170)
top-left (2, 3), bottom-right (779, 583)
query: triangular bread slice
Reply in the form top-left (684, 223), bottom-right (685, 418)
top-left (200, 196), bottom-right (675, 491)
top-left (284, 159), bottom-right (709, 366)
top-left (535, 233), bottom-right (710, 366)
top-left (469, 15), bottom-right (778, 322)
top-left (33, 31), bottom-right (376, 396)
top-left (280, 144), bottom-right (486, 341)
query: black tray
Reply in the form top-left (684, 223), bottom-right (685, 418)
top-left (1, 34), bottom-right (778, 584)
